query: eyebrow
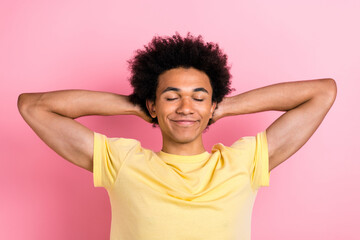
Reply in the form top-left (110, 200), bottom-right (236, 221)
top-left (161, 87), bottom-right (209, 94)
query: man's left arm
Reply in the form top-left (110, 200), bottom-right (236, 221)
top-left (213, 78), bottom-right (337, 172)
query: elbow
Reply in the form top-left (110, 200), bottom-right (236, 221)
top-left (327, 78), bottom-right (337, 102)
top-left (320, 78), bottom-right (337, 104)
top-left (17, 92), bottom-right (43, 113)
top-left (17, 93), bottom-right (29, 112)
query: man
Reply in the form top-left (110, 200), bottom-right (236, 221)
top-left (18, 33), bottom-right (337, 240)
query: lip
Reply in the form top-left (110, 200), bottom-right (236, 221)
top-left (170, 119), bottom-right (199, 126)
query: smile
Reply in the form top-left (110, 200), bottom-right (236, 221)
top-left (170, 120), bottom-right (199, 126)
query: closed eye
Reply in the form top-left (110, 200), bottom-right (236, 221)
top-left (166, 98), bottom-right (178, 101)
top-left (193, 98), bottom-right (204, 102)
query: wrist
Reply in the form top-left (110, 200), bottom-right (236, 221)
top-left (125, 96), bottom-right (152, 123)
top-left (217, 97), bottom-right (231, 118)
top-left (212, 97), bottom-right (229, 122)
top-left (122, 96), bottom-right (140, 115)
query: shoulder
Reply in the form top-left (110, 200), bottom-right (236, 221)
top-left (94, 132), bottom-right (143, 152)
top-left (210, 136), bottom-right (256, 165)
top-left (228, 131), bottom-right (267, 150)
top-left (230, 136), bottom-right (256, 150)
top-left (211, 136), bottom-right (255, 152)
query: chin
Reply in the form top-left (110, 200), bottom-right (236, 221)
top-left (160, 121), bottom-right (207, 144)
top-left (174, 136), bottom-right (198, 144)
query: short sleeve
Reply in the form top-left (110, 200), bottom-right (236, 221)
top-left (250, 131), bottom-right (270, 190)
top-left (230, 130), bottom-right (270, 191)
top-left (93, 132), bottom-right (139, 191)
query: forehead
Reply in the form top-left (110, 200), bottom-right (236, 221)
top-left (157, 67), bottom-right (212, 94)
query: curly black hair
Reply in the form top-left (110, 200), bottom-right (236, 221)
top-left (127, 32), bottom-right (233, 125)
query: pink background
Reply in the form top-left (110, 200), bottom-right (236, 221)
top-left (1, 0), bottom-right (359, 239)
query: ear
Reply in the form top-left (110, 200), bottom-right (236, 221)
top-left (210, 102), bottom-right (217, 117)
top-left (146, 99), bottom-right (157, 118)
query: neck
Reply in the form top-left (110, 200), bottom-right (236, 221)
top-left (161, 137), bottom-right (206, 156)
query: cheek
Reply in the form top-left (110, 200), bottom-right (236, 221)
top-left (155, 103), bottom-right (172, 119)
top-left (204, 104), bottom-right (215, 115)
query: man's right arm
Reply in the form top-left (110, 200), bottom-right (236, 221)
top-left (17, 90), bottom-right (148, 172)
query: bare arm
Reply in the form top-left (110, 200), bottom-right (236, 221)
top-left (213, 78), bottom-right (337, 172)
top-left (17, 90), bottom-right (150, 172)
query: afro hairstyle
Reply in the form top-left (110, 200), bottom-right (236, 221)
top-left (127, 32), bottom-right (233, 125)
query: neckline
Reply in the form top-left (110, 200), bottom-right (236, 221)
top-left (156, 150), bottom-right (210, 163)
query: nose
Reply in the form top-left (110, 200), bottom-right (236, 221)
top-left (176, 98), bottom-right (194, 115)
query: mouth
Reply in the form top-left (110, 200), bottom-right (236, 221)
top-left (170, 119), bottom-right (199, 126)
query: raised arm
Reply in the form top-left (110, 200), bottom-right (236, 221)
top-left (213, 78), bottom-right (337, 172)
top-left (17, 90), bottom-right (150, 172)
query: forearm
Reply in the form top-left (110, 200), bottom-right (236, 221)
top-left (218, 78), bottom-right (336, 118)
top-left (18, 90), bottom-right (140, 119)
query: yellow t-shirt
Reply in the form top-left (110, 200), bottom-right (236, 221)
top-left (93, 131), bottom-right (270, 240)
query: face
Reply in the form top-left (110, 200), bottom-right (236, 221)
top-left (146, 67), bottom-right (216, 145)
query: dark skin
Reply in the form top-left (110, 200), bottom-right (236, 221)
top-left (146, 67), bottom-right (216, 155)
top-left (17, 67), bottom-right (337, 172)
